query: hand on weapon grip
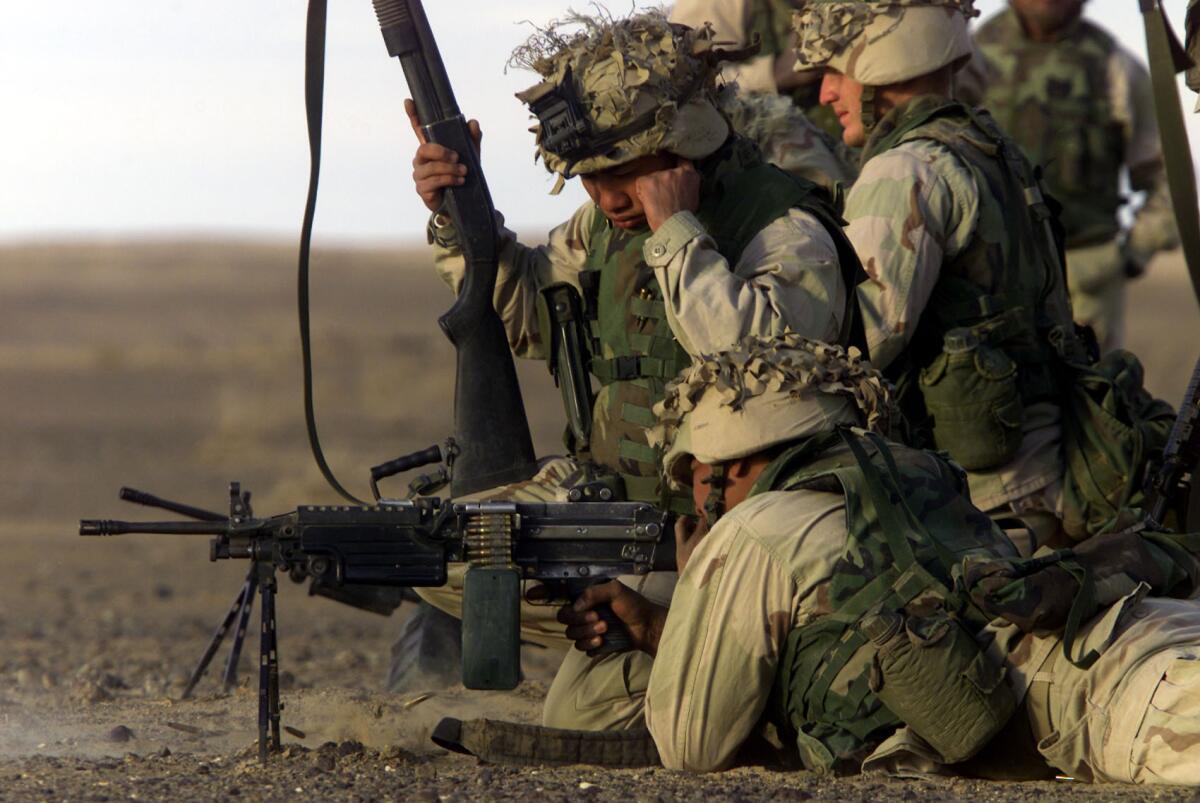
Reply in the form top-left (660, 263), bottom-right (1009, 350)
top-left (553, 580), bottom-right (668, 658)
top-left (407, 99), bottom-right (483, 214)
top-left (634, 159), bottom-right (701, 233)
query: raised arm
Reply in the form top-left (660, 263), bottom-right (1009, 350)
top-left (647, 208), bottom-right (848, 356)
top-left (408, 99), bottom-right (595, 359)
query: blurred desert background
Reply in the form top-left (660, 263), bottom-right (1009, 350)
top-left (0, 240), bottom-right (1198, 801)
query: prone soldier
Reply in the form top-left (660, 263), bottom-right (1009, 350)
top-left (554, 334), bottom-right (1200, 782)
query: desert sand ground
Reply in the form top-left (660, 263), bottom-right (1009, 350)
top-left (1, 240), bottom-right (1198, 801)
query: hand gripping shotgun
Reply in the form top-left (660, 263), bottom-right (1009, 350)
top-left (79, 0), bottom-right (676, 761)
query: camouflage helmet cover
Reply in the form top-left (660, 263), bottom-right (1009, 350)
top-left (649, 334), bottom-right (894, 491)
top-left (792, 0), bottom-right (978, 86)
top-left (511, 10), bottom-right (745, 187)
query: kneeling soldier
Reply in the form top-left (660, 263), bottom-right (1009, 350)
top-left (405, 9), bottom-right (865, 710)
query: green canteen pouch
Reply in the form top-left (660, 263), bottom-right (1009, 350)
top-left (919, 328), bottom-right (1024, 471)
top-left (862, 610), bottom-right (1016, 764)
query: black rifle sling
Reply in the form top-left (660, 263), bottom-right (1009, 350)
top-left (1141, 0), bottom-right (1200, 309)
top-left (299, 0), bottom-right (368, 505)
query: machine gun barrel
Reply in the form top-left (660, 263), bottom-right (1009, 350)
top-left (79, 520), bottom-right (230, 536)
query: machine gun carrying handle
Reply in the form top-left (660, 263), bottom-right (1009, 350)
top-left (371, 444), bottom-right (443, 483)
top-left (119, 486), bottom-right (228, 522)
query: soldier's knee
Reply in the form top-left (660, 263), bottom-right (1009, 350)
top-left (543, 649), bottom-right (652, 731)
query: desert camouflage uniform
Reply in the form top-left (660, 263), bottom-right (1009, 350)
top-left (571, 335), bottom-right (1200, 782)
top-left (417, 12), bottom-right (855, 716)
top-left (644, 483), bottom-right (1200, 781)
top-left (976, 8), bottom-right (1180, 352)
top-left (423, 194), bottom-right (848, 681)
top-left (844, 99), bottom-right (1071, 550)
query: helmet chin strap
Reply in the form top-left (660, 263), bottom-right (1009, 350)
top-left (701, 463), bottom-right (729, 528)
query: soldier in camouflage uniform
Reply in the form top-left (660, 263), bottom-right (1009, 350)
top-left (407, 10), bottom-right (863, 713)
top-left (557, 334), bottom-right (1200, 782)
top-left (670, 0), bottom-right (845, 142)
top-left (975, 0), bottom-right (1180, 352)
top-left (791, 0), bottom-right (1080, 556)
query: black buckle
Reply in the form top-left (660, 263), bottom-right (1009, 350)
top-left (613, 355), bottom-right (641, 381)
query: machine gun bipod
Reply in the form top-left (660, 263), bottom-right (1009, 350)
top-left (83, 483), bottom-right (285, 761)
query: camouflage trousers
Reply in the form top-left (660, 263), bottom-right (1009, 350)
top-left (412, 456), bottom-right (676, 730)
top-left (1024, 594), bottom-right (1200, 784)
top-left (1066, 240), bottom-right (1127, 354)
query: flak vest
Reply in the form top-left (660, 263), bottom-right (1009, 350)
top-left (861, 97), bottom-right (1076, 470)
top-left (761, 429), bottom-right (1200, 772)
top-left (577, 136), bottom-right (862, 510)
top-left (976, 10), bottom-right (1126, 248)
top-left (755, 429), bottom-right (1019, 771)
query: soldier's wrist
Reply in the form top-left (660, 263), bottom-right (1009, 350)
top-left (644, 211), bottom-right (707, 267)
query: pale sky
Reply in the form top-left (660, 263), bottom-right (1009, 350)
top-left (1, 1), bottom-right (1197, 243)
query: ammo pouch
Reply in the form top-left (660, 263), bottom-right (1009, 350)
top-left (919, 325), bottom-right (1024, 471)
top-left (1053, 337), bottom-right (1175, 539)
top-left (861, 610), bottom-right (1015, 764)
top-left (768, 430), bottom-right (1021, 771)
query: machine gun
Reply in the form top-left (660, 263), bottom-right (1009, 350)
top-left (81, 478), bottom-right (674, 761)
top-left (77, 0), bottom-right (671, 763)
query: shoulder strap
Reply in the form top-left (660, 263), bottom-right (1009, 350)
top-left (298, 0), bottom-right (370, 505)
top-left (1141, 0), bottom-right (1200, 308)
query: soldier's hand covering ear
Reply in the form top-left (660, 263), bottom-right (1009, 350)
top-left (635, 159), bottom-right (701, 232)
top-left (406, 98), bottom-right (483, 214)
top-left (553, 580), bottom-right (668, 657)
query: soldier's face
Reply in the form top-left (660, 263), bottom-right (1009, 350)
top-left (819, 70), bottom-right (867, 147)
top-left (580, 153), bottom-right (678, 231)
top-left (1010, 0), bottom-right (1084, 31)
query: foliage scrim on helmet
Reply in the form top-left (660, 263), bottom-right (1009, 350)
top-left (793, 0), bottom-right (979, 85)
top-left (510, 8), bottom-right (742, 184)
top-left (649, 333), bottom-right (895, 459)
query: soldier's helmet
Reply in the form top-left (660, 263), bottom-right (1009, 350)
top-left (649, 334), bottom-right (893, 491)
top-left (509, 10), bottom-right (753, 193)
top-left (792, 0), bottom-right (978, 85)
